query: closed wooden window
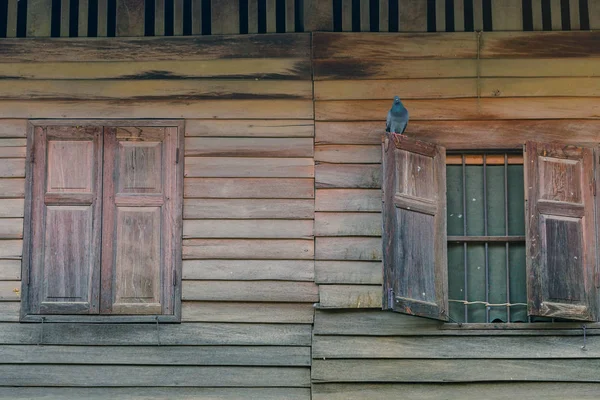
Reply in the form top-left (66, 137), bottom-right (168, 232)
top-left (382, 133), bottom-right (599, 323)
top-left (21, 122), bottom-right (184, 322)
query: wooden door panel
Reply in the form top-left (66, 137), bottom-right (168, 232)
top-left (46, 140), bottom-right (94, 193)
top-left (117, 141), bottom-right (163, 194)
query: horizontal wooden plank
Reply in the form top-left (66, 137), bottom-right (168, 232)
top-left (0, 302), bottom-right (19, 321)
top-left (0, 218), bottom-right (22, 239)
top-left (315, 189), bottom-right (381, 212)
top-left (0, 80), bottom-right (312, 101)
top-left (0, 120), bottom-right (27, 138)
top-left (0, 240), bottom-right (22, 258)
top-left (318, 285), bottom-right (382, 308)
top-left (0, 281), bottom-right (21, 300)
top-left (0, 365), bottom-right (309, 387)
top-left (312, 32), bottom-right (477, 60)
top-left (315, 164), bottom-right (381, 189)
top-left (315, 120), bottom-right (600, 147)
top-left (315, 145), bottom-right (380, 164)
top-left (0, 159), bottom-right (25, 178)
top-left (183, 219), bottom-right (314, 239)
top-left (0, 147), bottom-right (25, 158)
top-left (314, 309), bottom-right (441, 335)
top-left (183, 239), bottom-right (314, 260)
top-left (0, 59), bottom-right (312, 80)
top-left (185, 119), bottom-right (314, 137)
top-left (184, 178), bottom-right (315, 198)
top-left (1, 344), bottom-right (310, 366)
top-left (182, 281), bottom-right (319, 302)
top-left (480, 31), bottom-right (600, 58)
top-left (183, 260), bottom-right (314, 281)
top-left (315, 261), bottom-right (382, 284)
top-left (184, 199), bottom-right (314, 219)
top-left (0, 322), bottom-right (312, 345)
top-left (312, 359), bottom-right (600, 383)
top-left (0, 387), bottom-right (310, 400)
top-left (479, 58), bottom-right (600, 77)
top-left (315, 98), bottom-right (600, 121)
top-left (481, 77), bottom-right (600, 97)
top-left (0, 34), bottom-right (311, 62)
top-left (0, 259), bottom-right (20, 280)
top-left (315, 212), bottom-right (381, 236)
top-left (0, 100), bottom-right (314, 119)
top-left (316, 237), bottom-right (382, 261)
top-left (312, 383), bottom-right (600, 400)
top-left (186, 137), bottom-right (314, 157)
top-left (185, 157), bottom-right (314, 178)
top-left (312, 335), bottom-right (600, 359)
top-left (181, 302), bottom-right (314, 323)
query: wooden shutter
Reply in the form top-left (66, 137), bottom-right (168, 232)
top-left (29, 126), bottom-right (103, 314)
top-left (101, 126), bottom-right (179, 315)
top-left (382, 133), bottom-right (448, 321)
top-left (525, 141), bottom-right (597, 321)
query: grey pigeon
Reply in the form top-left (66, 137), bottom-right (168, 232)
top-left (386, 96), bottom-right (409, 134)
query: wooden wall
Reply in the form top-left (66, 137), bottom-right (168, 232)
top-left (2, 0), bottom-right (598, 38)
top-left (312, 30), bottom-right (600, 399)
top-left (0, 33), bottom-right (316, 400)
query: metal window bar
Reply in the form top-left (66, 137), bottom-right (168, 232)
top-left (447, 150), bottom-right (526, 324)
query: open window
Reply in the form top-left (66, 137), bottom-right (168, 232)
top-left (382, 133), bottom-right (599, 323)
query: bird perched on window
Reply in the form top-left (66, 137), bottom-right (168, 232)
top-left (386, 96), bottom-right (409, 135)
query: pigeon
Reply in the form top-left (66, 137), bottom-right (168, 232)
top-left (386, 96), bottom-right (409, 134)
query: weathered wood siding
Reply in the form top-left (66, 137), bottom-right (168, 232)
top-left (0, 33), bottom-right (315, 399)
top-left (312, 30), bottom-right (600, 398)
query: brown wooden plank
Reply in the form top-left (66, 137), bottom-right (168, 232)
top-left (185, 137), bottom-right (314, 157)
top-left (183, 260), bottom-right (314, 281)
top-left (6, 0), bottom-right (18, 38)
top-left (0, 100), bottom-right (314, 119)
top-left (315, 145), bottom-right (381, 163)
top-left (0, 259), bottom-right (21, 280)
top-left (185, 119), bottom-right (314, 137)
top-left (480, 31), bottom-right (600, 58)
top-left (316, 237), bottom-right (382, 260)
top-left (0, 281), bottom-right (20, 300)
top-left (183, 239), bottom-right (314, 260)
top-left (212, 0), bottom-right (240, 35)
top-left (315, 212), bottom-right (381, 236)
top-left (98, 0), bottom-right (108, 36)
top-left (435, 0), bottom-right (445, 32)
top-left (155, 0), bottom-right (165, 35)
top-left (0, 142), bottom-right (25, 158)
top-left (481, 77), bottom-right (600, 97)
top-left (0, 179), bottom-right (25, 198)
top-left (492, 0), bottom-right (523, 30)
top-left (0, 34), bottom-right (311, 62)
top-left (78, 0), bottom-right (89, 36)
top-left (182, 301), bottom-right (314, 323)
top-left (316, 164), bottom-right (381, 189)
top-left (26, 0), bottom-right (52, 37)
top-left (0, 159), bottom-right (25, 178)
top-left (183, 219), bottom-right (314, 239)
top-left (480, 58), bottom-right (600, 77)
top-left (182, 281), bottom-right (319, 302)
top-left (185, 157), bottom-right (314, 178)
top-left (315, 261), bottom-right (382, 284)
top-left (117, 0), bottom-right (145, 36)
top-left (185, 178), bottom-right (315, 198)
top-left (0, 219), bottom-right (23, 239)
top-left (267, 0), bottom-right (277, 33)
top-left (315, 189), bottom-right (381, 212)
top-left (318, 284), bottom-right (382, 308)
top-left (184, 198), bottom-right (314, 219)
top-left (304, 0), bottom-right (334, 31)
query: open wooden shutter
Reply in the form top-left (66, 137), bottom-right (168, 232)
top-left (382, 133), bottom-right (448, 321)
top-left (101, 126), bottom-right (179, 315)
top-left (29, 126), bottom-right (103, 314)
top-left (525, 141), bottom-right (597, 321)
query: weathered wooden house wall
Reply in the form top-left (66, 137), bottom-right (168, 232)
top-left (0, 0), bottom-right (599, 399)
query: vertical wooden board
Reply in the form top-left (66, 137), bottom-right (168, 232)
top-left (435, 0), bottom-right (445, 32)
top-left (249, 0), bottom-right (259, 33)
top-left (492, 0), bottom-right (523, 30)
top-left (551, 0), bottom-right (562, 29)
top-left (454, 0), bottom-right (464, 31)
top-left (532, 0), bottom-right (543, 30)
top-left (6, 0), bottom-right (18, 37)
top-left (117, 0), bottom-right (145, 36)
top-left (360, 0), bottom-right (370, 31)
top-left (591, 0), bottom-right (600, 29)
top-left (570, 0), bottom-right (580, 30)
top-left (192, 0), bottom-right (202, 34)
top-left (174, 0), bottom-right (184, 35)
top-left (155, 0), bottom-right (165, 36)
top-left (305, 0), bottom-right (334, 31)
top-left (212, 0), bottom-right (240, 35)
top-left (399, 0), bottom-right (428, 32)
top-left (379, 0), bottom-right (389, 31)
top-left (267, 0), bottom-right (277, 32)
top-left (286, 0), bottom-right (295, 32)
top-left (473, 0), bottom-right (483, 30)
top-left (98, 0), bottom-right (108, 36)
top-left (79, 0), bottom-right (89, 36)
top-left (60, 0), bottom-right (71, 36)
top-left (342, 0), bottom-right (353, 31)
top-left (26, 0), bottom-right (53, 37)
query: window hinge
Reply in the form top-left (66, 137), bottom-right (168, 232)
top-left (387, 288), bottom-right (394, 309)
top-left (175, 148), bottom-right (180, 164)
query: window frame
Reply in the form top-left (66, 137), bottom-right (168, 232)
top-left (20, 119), bottom-right (185, 323)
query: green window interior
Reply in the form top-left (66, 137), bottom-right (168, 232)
top-left (446, 153), bottom-right (527, 324)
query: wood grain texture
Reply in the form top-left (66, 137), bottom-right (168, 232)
top-left (185, 178), bottom-right (315, 198)
top-left (183, 239), bottom-right (314, 260)
top-left (315, 261), bottom-right (383, 284)
top-left (185, 119), bottom-right (314, 137)
top-left (304, 0), bottom-right (333, 31)
top-left (26, 0), bottom-right (52, 37)
top-left (184, 157), bottom-right (314, 178)
top-left (116, 0), bottom-right (147, 36)
top-left (0, 281), bottom-right (21, 300)
top-left (0, 259), bottom-right (21, 280)
top-left (0, 138), bottom-right (26, 158)
top-left (186, 137), bottom-right (314, 157)
top-left (0, 179), bottom-right (25, 198)
top-left (183, 219), bottom-right (314, 239)
top-left (318, 284), bottom-right (382, 308)
top-left (181, 301), bottom-right (314, 323)
top-left (315, 212), bottom-right (381, 236)
top-left (211, 0), bottom-right (240, 34)
top-left (315, 145), bottom-right (381, 163)
top-left (184, 199), bottom-right (314, 219)
top-left (0, 240), bottom-right (22, 258)
top-left (480, 31), bottom-right (600, 58)
top-left (0, 159), bottom-right (25, 177)
top-left (0, 219), bottom-right (23, 239)
top-left (399, 0), bottom-right (428, 32)
top-left (0, 120), bottom-right (26, 138)
top-left (315, 164), bottom-right (381, 189)
top-left (182, 281), bottom-right (319, 302)
top-left (183, 260), bottom-right (314, 281)
top-left (316, 237), bottom-right (382, 260)
top-left (315, 189), bottom-right (382, 212)
top-left (0, 302), bottom-right (20, 321)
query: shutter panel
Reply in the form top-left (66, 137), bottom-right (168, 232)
top-left (382, 133), bottom-right (448, 321)
top-left (525, 141), bottom-right (597, 321)
top-left (29, 126), bottom-right (103, 314)
top-left (101, 126), bottom-right (178, 315)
